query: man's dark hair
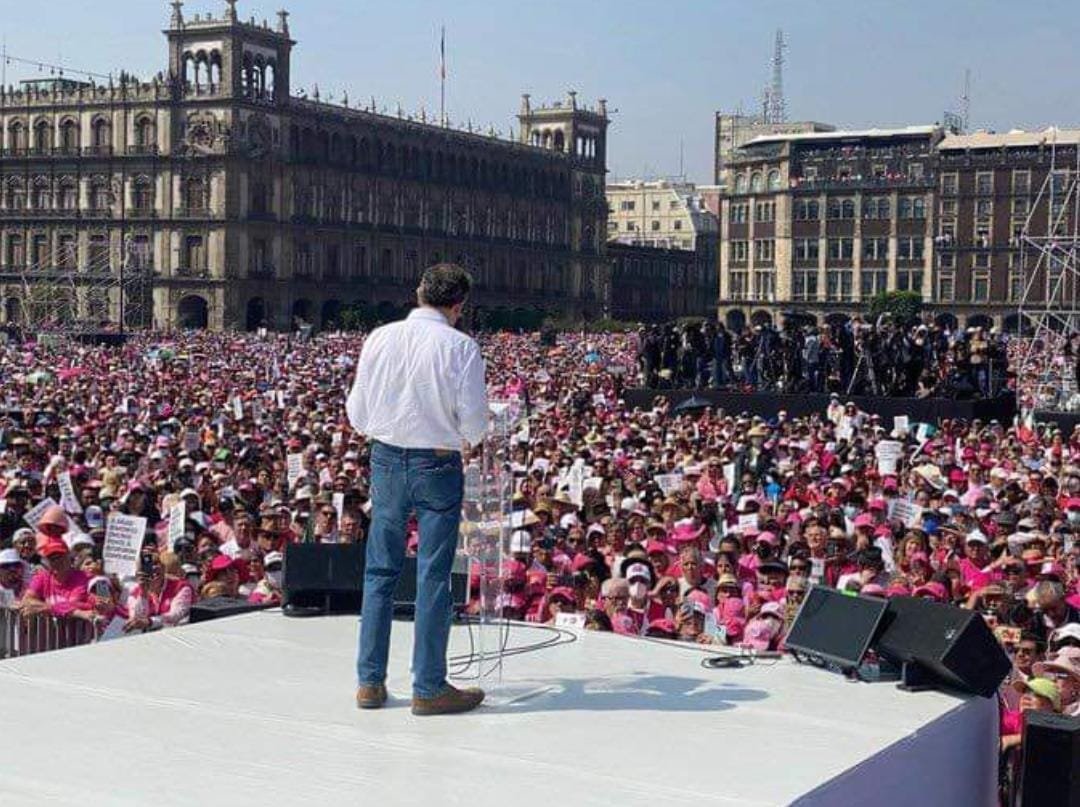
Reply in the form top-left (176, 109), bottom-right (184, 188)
top-left (417, 263), bottom-right (472, 308)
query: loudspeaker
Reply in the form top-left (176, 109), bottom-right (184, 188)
top-left (872, 596), bottom-right (1011, 697)
top-left (283, 543), bottom-right (470, 616)
top-left (283, 543), bottom-right (365, 615)
top-left (784, 585), bottom-right (889, 669)
top-left (190, 597), bottom-right (273, 624)
top-left (1018, 711), bottom-right (1080, 807)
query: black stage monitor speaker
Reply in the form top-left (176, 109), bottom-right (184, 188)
top-left (872, 595), bottom-right (1011, 698)
top-left (190, 597), bottom-right (273, 624)
top-left (784, 585), bottom-right (888, 669)
top-left (284, 543), bottom-right (365, 615)
top-left (1018, 711), bottom-right (1080, 807)
top-left (283, 543), bottom-right (469, 616)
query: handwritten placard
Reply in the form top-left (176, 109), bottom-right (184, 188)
top-left (103, 513), bottom-right (147, 579)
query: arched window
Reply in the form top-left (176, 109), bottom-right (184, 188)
top-left (30, 178), bottom-right (50, 210)
top-left (750, 172), bottom-right (763, 193)
top-left (59, 119), bottom-right (79, 154)
top-left (133, 177), bottom-right (155, 212)
top-left (90, 181), bottom-right (111, 212)
top-left (8, 121), bottom-right (26, 153)
top-left (5, 179), bottom-right (25, 210)
top-left (134, 116), bottom-right (156, 151)
top-left (33, 120), bottom-right (52, 154)
top-left (91, 118), bottom-right (111, 152)
top-left (734, 174), bottom-right (747, 194)
top-left (182, 176), bottom-right (206, 212)
top-left (57, 179), bottom-right (78, 211)
top-left (553, 130), bottom-right (565, 152)
top-left (767, 170), bottom-right (781, 191)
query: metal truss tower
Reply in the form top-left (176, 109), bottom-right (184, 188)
top-left (18, 236), bottom-right (152, 337)
top-left (1017, 132), bottom-right (1080, 412)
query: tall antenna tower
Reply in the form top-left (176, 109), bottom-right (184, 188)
top-left (763, 29), bottom-right (787, 124)
top-left (960, 68), bottom-right (971, 134)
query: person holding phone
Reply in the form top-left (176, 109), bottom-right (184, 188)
top-left (124, 548), bottom-right (194, 633)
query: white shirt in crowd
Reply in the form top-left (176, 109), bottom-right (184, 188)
top-left (346, 307), bottom-right (488, 451)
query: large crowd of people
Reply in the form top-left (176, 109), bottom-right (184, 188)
top-left (0, 323), bottom-right (1077, 799)
top-left (637, 316), bottom-right (1013, 398)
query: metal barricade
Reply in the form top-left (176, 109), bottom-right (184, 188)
top-left (0, 607), bottom-right (100, 659)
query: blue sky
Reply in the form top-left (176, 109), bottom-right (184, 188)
top-left (2, 0), bottom-right (1077, 183)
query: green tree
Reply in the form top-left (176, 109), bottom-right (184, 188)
top-left (868, 290), bottom-right (922, 325)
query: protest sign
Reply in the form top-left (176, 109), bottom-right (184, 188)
top-left (167, 501), bottom-right (186, 549)
top-left (738, 513), bottom-right (759, 533)
top-left (584, 477), bottom-right (604, 492)
top-left (333, 492), bottom-right (345, 523)
top-left (567, 464), bottom-right (585, 507)
top-left (24, 496), bottom-right (59, 530)
top-left (232, 396), bottom-right (243, 420)
top-left (723, 463), bottom-right (736, 493)
top-left (183, 430), bottom-right (201, 453)
top-left (890, 499), bottom-right (923, 528)
top-left (554, 611), bottom-right (586, 629)
top-left (893, 415), bottom-right (910, 435)
top-left (58, 471), bottom-right (83, 514)
top-left (875, 440), bottom-right (903, 476)
top-left (655, 473), bottom-right (683, 496)
top-left (103, 513), bottom-right (147, 579)
top-left (287, 453), bottom-right (304, 489)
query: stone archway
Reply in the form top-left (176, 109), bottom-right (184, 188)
top-left (4, 296), bottom-right (21, 325)
top-left (321, 299), bottom-right (342, 329)
top-left (724, 309), bottom-right (746, 332)
top-left (750, 309), bottom-right (773, 327)
top-left (966, 314), bottom-right (994, 330)
top-left (176, 294), bottom-right (209, 330)
top-left (292, 298), bottom-right (314, 327)
top-left (246, 297), bottom-right (267, 331)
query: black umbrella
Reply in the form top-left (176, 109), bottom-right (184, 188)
top-left (673, 395), bottom-right (714, 413)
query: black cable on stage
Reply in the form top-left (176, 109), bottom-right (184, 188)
top-left (447, 617), bottom-right (577, 681)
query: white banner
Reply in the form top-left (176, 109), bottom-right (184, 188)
top-left (103, 513), bottom-right (147, 579)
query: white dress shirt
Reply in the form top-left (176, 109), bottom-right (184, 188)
top-left (346, 307), bottom-right (488, 450)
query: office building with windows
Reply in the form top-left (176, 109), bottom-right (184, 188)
top-left (715, 124), bottom-right (1078, 331)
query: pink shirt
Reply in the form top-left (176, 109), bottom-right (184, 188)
top-left (26, 568), bottom-right (93, 617)
top-left (127, 577), bottom-right (194, 629)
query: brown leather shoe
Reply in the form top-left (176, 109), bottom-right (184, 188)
top-left (356, 684), bottom-right (388, 709)
top-left (411, 684), bottom-right (485, 716)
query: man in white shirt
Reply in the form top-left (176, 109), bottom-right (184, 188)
top-left (347, 264), bottom-right (488, 716)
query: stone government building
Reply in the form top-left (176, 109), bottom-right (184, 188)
top-left (0, 1), bottom-right (611, 331)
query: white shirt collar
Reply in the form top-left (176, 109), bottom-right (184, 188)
top-left (407, 307), bottom-right (450, 326)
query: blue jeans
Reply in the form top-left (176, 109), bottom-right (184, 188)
top-left (357, 441), bottom-right (464, 698)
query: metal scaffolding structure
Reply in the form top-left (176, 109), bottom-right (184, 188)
top-left (1017, 132), bottom-right (1080, 412)
top-left (17, 236), bottom-right (152, 336)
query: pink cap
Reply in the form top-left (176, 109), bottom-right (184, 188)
top-left (853, 513), bottom-right (875, 529)
top-left (756, 531), bottom-right (778, 547)
top-left (913, 582), bottom-right (948, 602)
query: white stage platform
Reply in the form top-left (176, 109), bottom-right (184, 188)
top-left (0, 613), bottom-right (996, 807)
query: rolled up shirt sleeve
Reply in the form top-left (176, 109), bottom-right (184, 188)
top-left (346, 353), bottom-right (370, 435)
top-left (456, 342), bottom-right (489, 447)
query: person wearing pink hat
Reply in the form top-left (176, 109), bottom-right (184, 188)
top-left (739, 600), bottom-right (785, 651)
top-left (19, 538), bottom-right (96, 620)
top-left (912, 581), bottom-right (949, 602)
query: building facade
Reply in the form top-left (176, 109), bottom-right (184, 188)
top-left (606, 180), bottom-right (717, 251)
top-left (0, 2), bottom-right (610, 332)
top-left (715, 125), bottom-right (1079, 331)
top-left (608, 241), bottom-right (716, 322)
top-left (713, 113), bottom-right (833, 185)
top-left (605, 180), bottom-right (718, 322)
